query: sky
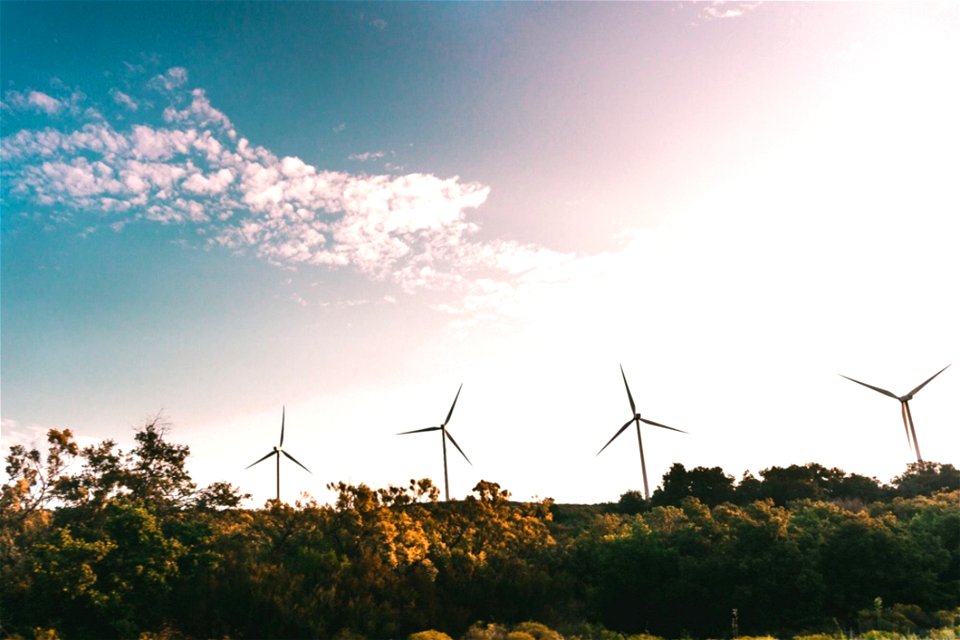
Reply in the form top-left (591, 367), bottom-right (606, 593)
top-left (2, 1), bottom-right (958, 506)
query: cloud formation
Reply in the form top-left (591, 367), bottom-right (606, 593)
top-left (110, 89), bottom-right (139, 111)
top-left (1, 68), bottom-right (573, 311)
top-left (348, 150), bottom-right (386, 162)
top-left (2, 90), bottom-right (64, 115)
top-left (697, 1), bottom-right (761, 23)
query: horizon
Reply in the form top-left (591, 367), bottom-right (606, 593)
top-left (2, 2), bottom-right (958, 506)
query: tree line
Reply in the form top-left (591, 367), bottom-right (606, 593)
top-left (2, 420), bottom-right (958, 639)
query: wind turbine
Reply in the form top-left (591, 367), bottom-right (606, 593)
top-left (398, 384), bottom-right (472, 501)
top-left (840, 364), bottom-right (950, 463)
top-left (245, 406), bottom-right (312, 502)
top-left (597, 365), bottom-right (687, 500)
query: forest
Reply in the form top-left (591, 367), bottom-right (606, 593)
top-left (2, 420), bottom-right (958, 640)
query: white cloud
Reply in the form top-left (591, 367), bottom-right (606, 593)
top-left (2, 90), bottom-right (64, 115)
top-left (193, 131), bottom-right (223, 162)
top-left (349, 150), bottom-right (386, 162)
top-left (162, 89), bottom-right (233, 132)
top-left (37, 158), bottom-right (124, 198)
top-left (130, 125), bottom-right (198, 160)
top-left (182, 168), bottom-right (235, 194)
top-left (697, 1), bottom-right (761, 23)
top-left (122, 160), bottom-right (187, 190)
top-left (110, 88), bottom-right (139, 111)
top-left (68, 124), bottom-right (130, 156)
top-left (149, 66), bottom-right (189, 92)
top-left (28, 91), bottom-right (64, 115)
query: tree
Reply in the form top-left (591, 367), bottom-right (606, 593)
top-left (893, 462), bottom-right (960, 497)
top-left (758, 463), bottom-right (845, 504)
top-left (1, 428), bottom-right (78, 517)
top-left (125, 415), bottom-right (196, 509)
top-left (2, 429), bottom-right (80, 637)
top-left (735, 471), bottom-right (763, 503)
top-left (833, 472), bottom-right (888, 504)
top-left (651, 464), bottom-right (736, 507)
top-left (616, 489), bottom-right (646, 514)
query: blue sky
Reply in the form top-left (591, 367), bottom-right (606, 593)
top-left (3, 2), bottom-right (958, 505)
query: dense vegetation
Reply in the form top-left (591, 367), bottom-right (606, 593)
top-left (2, 420), bottom-right (958, 639)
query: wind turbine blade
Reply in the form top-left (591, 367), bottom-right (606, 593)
top-left (245, 450), bottom-right (276, 469)
top-left (639, 417), bottom-right (688, 434)
top-left (839, 374), bottom-right (899, 400)
top-left (903, 401), bottom-right (923, 463)
top-left (445, 430), bottom-right (472, 465)
top-left (444, 384), bottom-right (463, 426)
top-left (620, 364), bottom-right (636, 414)
top-left (597, 419), bottom-right (634, 456)
top-left (900, 403), bottom-right (913, 450)
top-left (905, 364), bottom-right (951, 399)
top-left (282, 450), bottom-right (312, 474)
top-left (397, 426), bottom-right (442, 435)
top-left (280, 406), bottom-right (286, 447)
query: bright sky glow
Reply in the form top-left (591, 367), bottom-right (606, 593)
top-left (2, 2), bottom-right (958, 505)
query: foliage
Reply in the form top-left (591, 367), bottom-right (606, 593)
top-left (2, 423), bottom-right (959, 639)
top-left (892, 462), bottom-right (960, 497)
top-left (409, 631), bottom-right (455, 640)
top-left (651, 463), bottom-right (736, 507)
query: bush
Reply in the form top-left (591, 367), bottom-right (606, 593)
top-left (512, 622), bottom-right (564, 640)
top-left (859, 631), bottom-right (905, 640)
top-left (462, 622), bottom-right (508, 640)
top-left (409, 631), bottom-right (454, 640)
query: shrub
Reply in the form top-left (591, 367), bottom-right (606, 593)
top-left (462, 622), bottom-right (508, 640)
top-left (512, 622), bottom-right (564, 640)
top-left (859, 631), bottom-right (905, 640)
top-left (409, 631), bottom-right (454, 640)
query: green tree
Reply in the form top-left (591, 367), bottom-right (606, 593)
top-left (652, 464), bottom-right (736, 507)
top-left (893, 462), bottom-right (960, 498)
top-left (758, 463), bottom-right (845, 504)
